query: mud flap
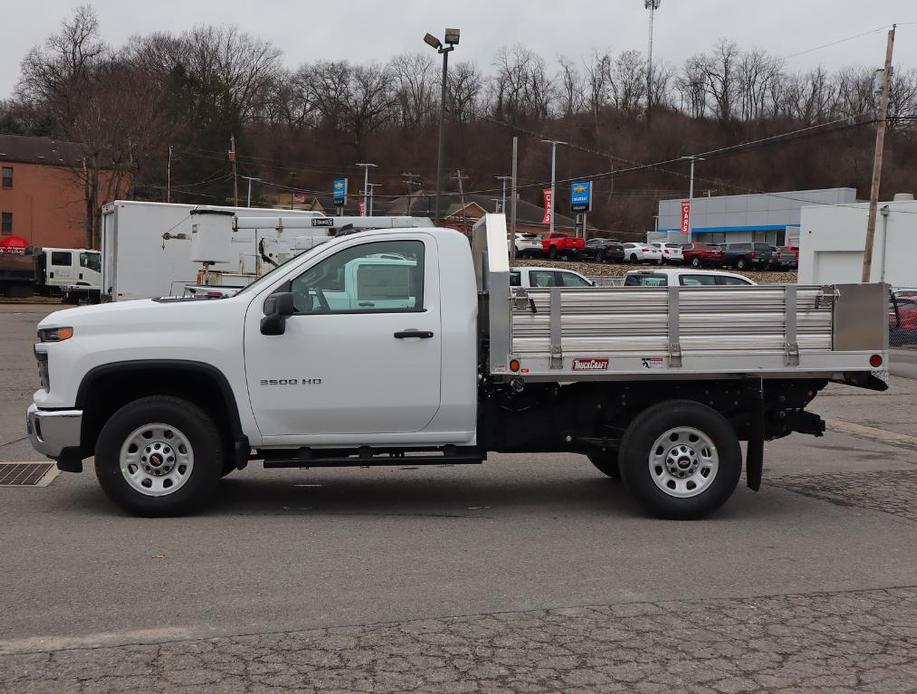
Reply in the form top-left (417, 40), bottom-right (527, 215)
top-left (746, 380), bottom-right (764, 491)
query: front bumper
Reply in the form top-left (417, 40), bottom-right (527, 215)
top-left (26, 404), bottom-right (82, 459)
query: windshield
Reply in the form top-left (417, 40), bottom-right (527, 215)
top-left (232, 242), bottom-right (330, 298)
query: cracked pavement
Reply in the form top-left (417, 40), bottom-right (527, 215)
top-left (2, 587), bottom-right (916, 693)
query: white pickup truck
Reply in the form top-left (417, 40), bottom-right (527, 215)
top-left (27, 213), bottom-right (889, 519)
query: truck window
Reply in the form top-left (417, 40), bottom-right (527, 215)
top-left (289, 240), bottom-right (424, 314)
top-left (509, 271), bottom-right (521, 287)
top-left (51, 251), bottom-right (72, 266)
top-left (624, 274), bottom-right (667, 287)
top-left (79, 252), bottom-right (101, 273)
top-left (718, 276), bottom-right (752, 286)
top-left (680, 275), bottom-right (717, 286)
top-left (559, 272), bottom-right (591, 287)
top-left (529, 270), bottom-right (556, 287)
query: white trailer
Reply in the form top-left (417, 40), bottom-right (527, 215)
top-left (798, 197), bottom-right (917, 288)
top-left (100, 201), bottom-right (326, 301)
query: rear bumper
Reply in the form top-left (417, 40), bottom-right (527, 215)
top-left (27, 404), bottom-right (82, 459)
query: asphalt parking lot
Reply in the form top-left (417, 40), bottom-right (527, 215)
top-left (1, 303), bottom-right (915, 692)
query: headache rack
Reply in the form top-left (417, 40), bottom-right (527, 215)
top-left (472, 214), bottom-right (888, 384)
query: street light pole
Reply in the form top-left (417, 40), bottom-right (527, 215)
top-left (425, 29), bottom-right (460, 224)
top-left (366, 183), bottom-right (381, 216)
top-left (495, 175), bottom-right (512, 213)
top-left (680, 155), bottom-right (705, 240)
top-left (241, 176), bottom-right (261, 208)
top-left (541, 139), bottom-right (566, 234)
top-left (355, 163), bottom-right (377, 215)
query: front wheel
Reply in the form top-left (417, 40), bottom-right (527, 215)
top-left (630, 253), bottom-right (639, 263)
top-left (596, 250), bottom-right (605, 263)
top-left (94, 396), bottom-right (224, 516)
top-left (736, 258), bottom-right (748, 270)
top-left (691, 256), bottom-right (701, 268)
top-left (619, 400), bottom-right (741, 519)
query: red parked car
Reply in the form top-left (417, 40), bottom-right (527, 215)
top-left (681, 243), bottom-right (724, 268)
top-left (890, 291), bottom-right (917, 346)
top-left (542, 232), bottom-right (586, 260)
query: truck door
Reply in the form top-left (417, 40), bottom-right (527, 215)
top-left (47, 250), bottom-right (75, 287)
top-left (243, 235), bottom-right (442, 439)
top-left (78, 251), bottom-right (101, 286)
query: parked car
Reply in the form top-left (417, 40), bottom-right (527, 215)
top-left (889, 290), bottom-right (917, 346)
top-left (622, 242), bottom-right (663, 264)
top-left (542, 232), bottom-right (585, 259)
top-left (650, 242), bottom-right (684, 264)
top-left (721, 243), bottom-right (779, 270)
top-left (513, 233), bottom-right (543, 258)
top-left (580, 238), bottom-right (625, 263)
top-left (623, 269), bottom-right (756, 287)
top-left (681, 243), bottom-right (724, 268)
top-left (775, 245), bottom-right (799, 269)
top-left (510, 266), bottom-right (595, 288)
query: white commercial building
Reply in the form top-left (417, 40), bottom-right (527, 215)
top-left (798, 195), bottom-right (917, 288)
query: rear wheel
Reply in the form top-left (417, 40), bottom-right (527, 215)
top-left (691, 256), bottom-right (701, 268)
top-left (629, 253), bottom-right (639, 263)
top-left (596, 250), bottom-right (605, 263)
top-left (587, 452), bottom-right (621, 480)
top-left (94, 396), bottom-right (223, 516)
top-left (619, 400), bottom-right (741, 519)
top-left (736, 257), bottom-right (748, 270)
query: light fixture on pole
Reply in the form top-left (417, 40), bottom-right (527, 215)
top-left (355, 163), bottom-right (377, 216)
top-left (241, 176), bottom-right (261, 208)
top-left (541, 139), bottom-right (567, 234)
top-left (424, 27), bottom-right (460, 224)
top-left (680, 155), bottom-right (705, 240)
top-left (645, 0), bottom-right (661, 114)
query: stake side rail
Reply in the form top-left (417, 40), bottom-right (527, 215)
top-left (472, 214), bottom-right (888, 386)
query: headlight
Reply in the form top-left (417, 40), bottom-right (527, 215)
top-left (37, 327), bottom-right (73, 342)
top-left (34, 349), bottom-right (49, 391)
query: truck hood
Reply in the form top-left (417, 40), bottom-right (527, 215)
top-left (37, 297), bottom-right (244, 333)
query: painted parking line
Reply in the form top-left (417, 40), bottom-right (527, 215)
top-left (825, 418), bottom-right (917, 449)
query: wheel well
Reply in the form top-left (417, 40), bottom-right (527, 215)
top-left (77, 362), bottom-right (244, 461)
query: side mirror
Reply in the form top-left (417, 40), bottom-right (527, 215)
top-left (260, 291), bottom-right (295, 336)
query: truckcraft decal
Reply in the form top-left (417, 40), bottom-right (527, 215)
top-left (571, 358), bottom-right (609, 371)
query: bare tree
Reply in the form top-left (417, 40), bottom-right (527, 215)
top-left (389, 53), bottom-right (436, 129)
top-left (557, 56), bottom-right (586, 118)
top-left (584, 51), bottom-right (613, 130)
top-left (610, 49), bottom-right (646, 113)
top-left (676, 55), bottom-right (707, 118)
top-left (490, 45), bottom-right (555, 122)
top-left (701, 38), bottom-right (740, 121)
top-left (447, 62), bottom-right (483, 124)
top-left (343, 64), bottom-right (395, 155)
top-left (737, 49), bottom-right (783, 120)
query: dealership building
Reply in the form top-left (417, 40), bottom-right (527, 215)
top-left (653, 187), bottom-right (857, 246)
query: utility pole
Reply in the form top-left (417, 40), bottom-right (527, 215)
top-left (355, 163), bottom-right (377, 216)
top-left (241, 176), bottom-right (261, 208)
top-left (229, 135), bottom-right (238, 207)
top-left (451, 169), bottom-right (469, 233)
top-left (510, 136), bottom-right (518, 257)
top-left (862, 24), bottom-right (896, 283)
top-left (541, 139), bottom-right (566, 234)
top-left (495, 175), bottom-right (512, 213)
top-left (166, 145), bottom-right (172, 203)
top-left (401, 172), bottom-right (422, 215)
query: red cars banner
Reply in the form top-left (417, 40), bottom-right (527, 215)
top-left (680, 199), bottom-right (691, 235)
top-left (542, 188), bottom-right (553, 224)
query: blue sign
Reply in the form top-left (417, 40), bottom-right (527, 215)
top-left (570, 181), bottom-right (592, 213)
top-left (332, 178), bottom-right (348, 207)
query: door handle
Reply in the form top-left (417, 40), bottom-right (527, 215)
top-left (394, 330), bottom-right (434, 339)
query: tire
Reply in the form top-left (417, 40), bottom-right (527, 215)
top-left (596, 250), bottom-right (605, 263)
top-left (587, 452), bottom-right (621, 480)
top-left (548, 247), bottom-right (559, 260)
top-left (94, 396), bottom-right (224, 517)
top-left (736, 257), bottom-right (748, 270)
top-left (691, 256), bottom-right (701, 268)
top-left (618, 400), bottom-right (741, 520)
top-left (629, 253), bottom-right (639, 263)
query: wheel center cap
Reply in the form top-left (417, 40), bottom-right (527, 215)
top-left (150, 454), bottom-right (163, 467)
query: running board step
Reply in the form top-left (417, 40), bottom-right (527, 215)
top-left (260, 445), bottom-right (484, 469)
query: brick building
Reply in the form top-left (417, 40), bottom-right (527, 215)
top-left (0, 134), bottom-right (120, 249)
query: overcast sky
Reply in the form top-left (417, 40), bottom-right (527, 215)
top-left (2, 1), bottom-right (917, 99)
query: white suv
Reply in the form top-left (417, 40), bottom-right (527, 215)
top-left (622, 243), bottom-right (663, 264)
top-left (623, 269), bottom-right (756, 287)
top-left (650, 242), bottom-right (684, 264)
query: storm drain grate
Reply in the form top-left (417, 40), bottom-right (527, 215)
top-left (0, 463), bottom-right (58, 487)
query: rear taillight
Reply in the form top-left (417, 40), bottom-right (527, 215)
top-left (869, 354), bottom-right (883, 368)
top-left (749, 252), bottom-right (756, 258)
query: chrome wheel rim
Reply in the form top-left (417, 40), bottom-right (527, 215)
top-left (648, 427), bottom-right (718, 498)
top-left (119, 423), bottom-right (194, 496)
